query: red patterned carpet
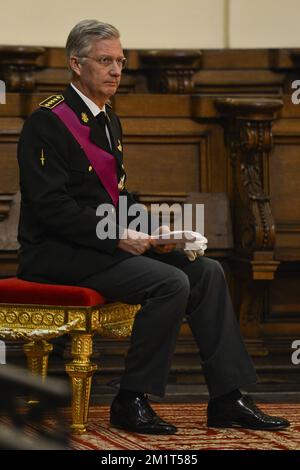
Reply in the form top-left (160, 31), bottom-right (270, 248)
top-left (67, 403), bottom-right (300, 450)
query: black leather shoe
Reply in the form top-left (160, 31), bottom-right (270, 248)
top-left (110, 394), bottom-right (177, 435)
top-left (207, 395), bottom-right (290, 430)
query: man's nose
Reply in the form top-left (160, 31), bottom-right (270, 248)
top-left (109, 61), bottom-right (121, 76)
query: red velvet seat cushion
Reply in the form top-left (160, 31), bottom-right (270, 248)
top-left (0, 277), bottom-right (106, 307)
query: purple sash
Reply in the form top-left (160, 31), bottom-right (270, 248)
top-left (52, 102), bottom-right (119, 207)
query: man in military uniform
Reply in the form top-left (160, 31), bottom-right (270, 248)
top-left (17, 19), bottom-right (289, 434)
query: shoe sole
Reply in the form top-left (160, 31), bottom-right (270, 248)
top-left (207, 420), bottom-right (290, 431)
top-left (110, 420), bottom-right (177, 435)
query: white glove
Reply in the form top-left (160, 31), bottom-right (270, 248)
top-left (151, 227), bottom-right (207, 261)
top-left (183, 231), bottom-right (208, 261)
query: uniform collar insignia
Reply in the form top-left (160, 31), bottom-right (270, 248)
top-left (117, 139), bottom-right (122, 152)
top-left (81, 112), bottom-right (89, 123)
top-left (118, 174), bottom-right (126, 190)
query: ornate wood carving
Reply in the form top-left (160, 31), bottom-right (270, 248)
top-left (216, 99), bottom-right (284, 355)
top-left (0, 46), bottom-right (45, 92)
top-left (215, 98), bottom-right (282, 268)
top-left (139, 50), bottom-right (202, 93)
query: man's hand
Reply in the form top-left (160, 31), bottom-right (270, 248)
top-left (118, 228), bottom-right (152, 255)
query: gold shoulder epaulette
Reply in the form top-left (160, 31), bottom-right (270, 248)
top-left (39, 94), bottom-right (64, 109)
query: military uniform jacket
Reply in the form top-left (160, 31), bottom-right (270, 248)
top-left (17, 85), bottom-right (137, 284)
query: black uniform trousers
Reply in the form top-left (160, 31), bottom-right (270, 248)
top-left (77, 249), bottom-right (257, 399)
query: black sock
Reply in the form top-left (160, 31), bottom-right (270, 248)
top-left (117, 388), bottom-right (144, 401)
top-left (211, 389), bottom-right (242, 404)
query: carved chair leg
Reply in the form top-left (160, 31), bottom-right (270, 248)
top-left (23, 339), bottom-right (53, 404)
top-left (24, 339), bottom-right (53, 380)
top-left (65, 333), bottom-right (97, 434)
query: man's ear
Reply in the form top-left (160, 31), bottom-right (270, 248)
top-left (69, 56), bottom-right (81, 77)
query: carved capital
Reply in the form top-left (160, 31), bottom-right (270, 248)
top-left (215, 98), bottom-right (283, 120)
top-left (70, 333), bottom-right (93, 360)
top-left (0, 46), bottom-right (45, 92)
top-left (215, 98), bottom-right (283, 258)
top-left (240, 121), bottom-right (273, 153)
top-left (139, 50), bottom-right (202, 93)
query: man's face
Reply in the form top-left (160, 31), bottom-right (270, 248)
top-left (72, 38), bottom-right (124, 102)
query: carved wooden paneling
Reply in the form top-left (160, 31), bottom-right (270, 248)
top-left (268, 274), bottom-right (300, 324)
top-left (0, 142), bottom-right (19, 192)
top-left (271, 120), bottom-right (300, 260)
top-left (122, 116), bottom-right (225, 195)
top-left (126, 141), bottom-right (200, 193)
top-left (123, 120), bottom-right (224, 196)
top-left (0, 117), bottom-right (21, 224)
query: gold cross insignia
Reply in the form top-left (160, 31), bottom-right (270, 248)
top-left (81, 112), bottom-right (89, 123)
top-left (117, 139), bottom-right (122, 152)
top-left (118, 175), bottom-right (126, 191)
top-left (40, 149), bottom-right (45, 166)
top-left (88, 165), bottom-right (93, 172)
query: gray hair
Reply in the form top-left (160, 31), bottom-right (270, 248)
top-left (66, 19), bottom-right (120, 62)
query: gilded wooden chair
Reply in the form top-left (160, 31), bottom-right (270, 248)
top-left (0, 277), bottom-right (140, 434)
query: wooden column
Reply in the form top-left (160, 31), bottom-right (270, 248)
top-left (215, 98), bottom-right (283, 355)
